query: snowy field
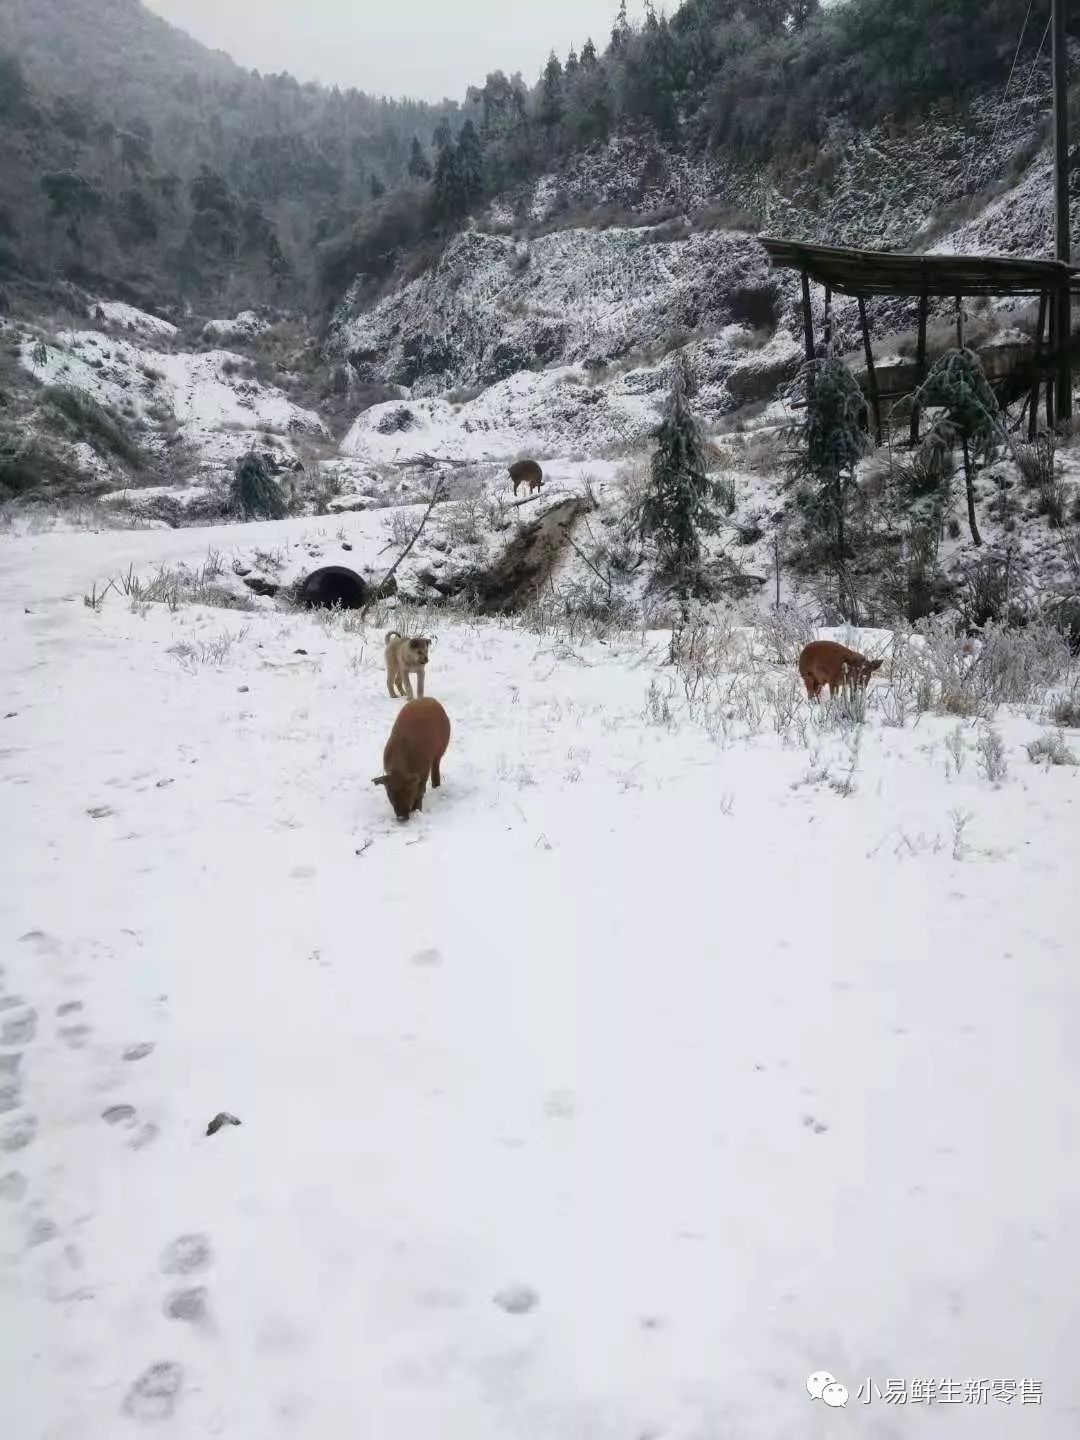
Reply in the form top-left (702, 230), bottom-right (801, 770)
top-left (2, 514), bottom-right (1079, 1439)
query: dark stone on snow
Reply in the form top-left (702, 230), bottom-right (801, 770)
top-left (206, 1112), bottom-right (241, 1137)
top-left (243, 576), bottom-right (279, 598)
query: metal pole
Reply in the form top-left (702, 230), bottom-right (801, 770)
top-left (1053, 0), bottom-right (1072, 420)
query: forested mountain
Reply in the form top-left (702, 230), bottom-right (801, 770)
top-left (0, 0), bottom-right (462, 310)
top-left (0, 0), bottom-right (1076, 317)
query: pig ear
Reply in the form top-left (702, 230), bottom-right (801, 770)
top-left (372, 775), bottom-right (388, 787)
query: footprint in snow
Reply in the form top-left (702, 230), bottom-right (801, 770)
top-left (122, 1362), bottom-right (184, 1423)
top-left (163, 1287), bottom-right (210, 1326)
top-left (102, 1104), bottom-right (137, 1126)
top-left (123, 1042), bottom-right (155, 1062)
top-left (801, 1114), bottom-right (828, 1134)
top-left (160, 1233), bottom-right (213, 1276)
top-left (493, 1283), bottom-right (539, 1315)
top-left (59, 1023), bottom-right (92, 1050)
top-left (1, 1115), bottom-right (37, 1152)
top-left (0, 1171), bottom-right (28, 1202)
top-left (410, 948), bottom-right (442, 967)
top-left (0, 1004), bottom-right (37, 1047)
top-left (102, 1104), bottom-right (159, 1151)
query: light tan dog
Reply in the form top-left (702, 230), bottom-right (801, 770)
top-left (384, 630), bottom-right (432, 699)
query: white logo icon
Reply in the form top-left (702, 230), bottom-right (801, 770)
top-left (806, 1371), bottom-right (836, 1400)
top-left (822, 1383), bottom-right (849, 1408)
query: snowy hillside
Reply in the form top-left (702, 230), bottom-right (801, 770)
top-left (1, 515), bottom-right (1079, 1438)
top-left (333, 227), bottom-right (779, 397)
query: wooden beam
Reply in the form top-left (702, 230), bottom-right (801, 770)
top-left (801, 271), bottom-right (815, 364)
top-left (857, 295), bottom-right (883, 446)
top-left (1047, 297), bottom-right (1057, 430)
top-left (1030, 291), bottom-right (1049, 441)
top-left (1053, 0), bottom-right (1072, 421)
top-left (910, 292), bottom-right (928, 446)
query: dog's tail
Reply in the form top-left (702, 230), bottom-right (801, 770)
top-left (385, 630), bottom-right (402, 644)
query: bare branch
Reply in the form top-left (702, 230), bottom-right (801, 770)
top-left (362, 476), bottom-right (447, 616)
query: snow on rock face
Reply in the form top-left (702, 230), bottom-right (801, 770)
top-left (88, 300), bottom-right (179, 342)
top-left (20, 330), bottom-right (328, 469)
top-left (341, 365), bottom-right (663, 465)
top-left (201, 310), bottom-right (269, 344)
top-left (333, 226), bottom-right (776, 397)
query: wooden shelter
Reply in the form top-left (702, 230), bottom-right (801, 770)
top-left (758, 237), bottom-right (1080, 444)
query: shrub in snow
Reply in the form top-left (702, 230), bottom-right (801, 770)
top-left (231, 451), bottom-right (287, 520)
top-left (913, 348), bottom-right (1000, 545)
top-left (1027, 732), bottom-right (1077, 767)
top-left (42, 384), bottom-right (143, 469)
top-left (976, 725), bottom-right (1008, 784)
top-left (1050, 684), bottom-right (1080, 729)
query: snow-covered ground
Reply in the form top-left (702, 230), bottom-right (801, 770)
top-left (1, 515), bottom-right (1078, 1438)
top-left (16, 322), bottom-right (328, 480)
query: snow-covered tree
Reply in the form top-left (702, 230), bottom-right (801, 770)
top-left (639, 361), bottom-right (716, 588)
top-left (407, 135), bottom-right (432, 181)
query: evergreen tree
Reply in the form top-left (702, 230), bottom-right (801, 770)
top-left (790, 357), bottom-right (870, 574)
top-left (538, 51), bottom-right (564, 133)
top-left (565, 45), bottom-right (580, 84)
top-left (407, 135), bottom-right (432, 181)
top-left (565, 56), bottom-right (614, 145)
top-left (914, 348), bottom-right (1000, 546)
top-left (432, 117), bottom-right (454, 152)
top-left (232, 451), bottom-right (287, 519)
top-left (432, 141), bottom-right (462, 223)
top-left (610, 0), bottom-right (632, 54)
top-left (639, 362), bottom-right (715, 589)
top-left (369, 173), bottom-right (386, 199)
top-left (456, 119), bottom-right (484, 206)
top-left (580, 36), bottom-right (599, 69)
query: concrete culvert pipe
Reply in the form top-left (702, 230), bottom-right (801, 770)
top-left (296, 566), bottom-right (369, 610)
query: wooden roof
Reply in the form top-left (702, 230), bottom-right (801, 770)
top-left (758, 237), bottom-right (1080, 297)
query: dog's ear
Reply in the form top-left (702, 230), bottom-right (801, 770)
top-left (372, 775), bottom-right (388, 787)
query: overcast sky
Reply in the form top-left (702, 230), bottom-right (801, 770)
top-left (143, 0), bottom-right (647, 103)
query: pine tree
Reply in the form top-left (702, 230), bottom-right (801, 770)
top-left (232, 451), bottom-right (287, 520)
top-left (432, 118), bottom-right (453, 152)
top-left (610, 0), bottom-right (631, 55)
top-left (790, 356), bottom-right (870, 571)
top-left (580, 36), bottom-right (599, 69)
top-left (455, 119), bottom-right (484, 206)
top-left (407, 135), bottom-right (432, 181)
top-left (538, 51), bottom-right (564, 132)
top-left (432, 140), bottom-right (462, 224)
top-left (565, 45), bottom-right (580, 84)
top-left (369, 173), bottom-right (386, 200)
top-left (639, 362), bottom-right (715, 589)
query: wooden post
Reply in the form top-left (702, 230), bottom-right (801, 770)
top-left (801, 271), bottom-right (815, 364)
top-left (823, 285), bottom-right (833, 356)
top-left (857, 295), bottom-right (883, 446)
top-left (1053, 0), bottom-right (1072, 422)
top-left (909, 292), bottom-right (928, 446)
top-left (1047, 298), bottom-right (1058, 430)
top-left (956, 295), bottom-right (965, 349)
top-left (1029, 291), bottom-right (1049, 441)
